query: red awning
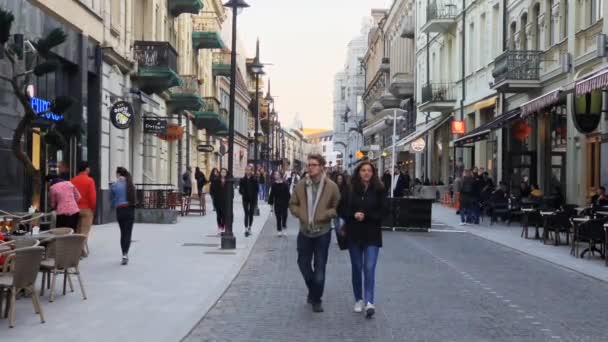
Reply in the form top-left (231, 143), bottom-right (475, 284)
top-left (575, 68), bottom-right (608, 96)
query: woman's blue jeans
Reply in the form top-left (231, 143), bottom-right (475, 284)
top-left (348, 243), bottom-right (380, 304)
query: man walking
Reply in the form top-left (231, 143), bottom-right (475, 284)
top-left (182, 166), bottom-right (193, 197)
top-left (289, 154), bottom-right (340, 313)
top-left (239, 164), bottom-right (259, 237)
top-left (71, 161), bottom-right (97, 257)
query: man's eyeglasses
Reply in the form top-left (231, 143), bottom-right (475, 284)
top-left (307, 163), bottom-right (320, 168)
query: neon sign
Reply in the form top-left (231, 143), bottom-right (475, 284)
top-left (31, 97), bottom-right (63, 122)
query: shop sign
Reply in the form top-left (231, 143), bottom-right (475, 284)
top-left (143, 118), bottom-right (167, 134)
top-left (197, 144), bottom-right (214, 153)
top-left (157, 123), bottom-right (184, 141)
top-left (31, 97), bottom-right (63, 122)
top-left (110, 101), bottom-right (134, 129)
top-left (451, 120), bottom-right (465, 134)
top-left (572, 89), bottom-right (602, 134)
top-left (411, 138), bottom-right (426, 152)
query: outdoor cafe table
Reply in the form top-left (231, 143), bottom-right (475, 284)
top-left (570, 216), bottom-right (602, 258)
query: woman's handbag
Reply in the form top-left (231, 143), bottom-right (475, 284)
top-left (335, 224), bottom-right (348, 250)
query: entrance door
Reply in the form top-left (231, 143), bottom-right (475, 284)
top-left (549, 152), bottom-right (566, 197)
top-left (510, 152), bottom-right (537, 195)
top-left (586, 136), bottom-right (601, 199)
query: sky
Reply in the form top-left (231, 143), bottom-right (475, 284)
top-left (238, 0), bottom-right (390, 130)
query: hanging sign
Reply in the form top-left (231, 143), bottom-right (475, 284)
top-left (197, 144), bottom-right (214, 153)
top-left (572, 89), bottom-right (602, 134)
top-left (512, 120), bottom-right (532, 141)
top-left (157, 123), bottom-right (184, 141)
top-left (452, 120), bottom-right (465, 134)
top-left (143, 118), bottom-right (167, 134)
top-left (110, 101), bottom-right (134, 129)
top-left (411, 138), bottom-right (426, 152)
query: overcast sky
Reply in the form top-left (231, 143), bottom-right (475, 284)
top-left (238, 0), bottom-right (390, 129)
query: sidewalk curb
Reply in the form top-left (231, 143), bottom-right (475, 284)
top-left (180, 206), bottom-right (272, 341)
top-left (433, 212), bottom-right (608, 284)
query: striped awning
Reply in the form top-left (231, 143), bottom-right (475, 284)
top-left (521, 90), bottom-right (562, 117)
top-left (575, 68), bottom-right (608, 96)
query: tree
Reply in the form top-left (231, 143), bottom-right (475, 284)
top-left (0, 8), bottom-right (74, 208)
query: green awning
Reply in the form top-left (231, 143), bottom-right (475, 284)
top-left (168, 93), bottom-right (205, 113)
top-left (192, 32), bottom-right (225, 50)
top-left (134, 68), bottom-right (182, 94)
top-left (194, 111), bottom-right (228, 135)
top-left (212, 63), bottom-right (231, 77)
top-left (168, 0), bottom-right (203, 17)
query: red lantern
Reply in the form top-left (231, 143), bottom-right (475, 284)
top-left (157, 123), bottom-right (184, 141)
top-left (512, 120), bottom-right (531, 141)
top-left (452, 120), bottom-right (465, 134)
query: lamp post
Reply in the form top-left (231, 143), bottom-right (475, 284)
top-left (222, 0), bottom-right (249, 250)
top-left (264, 82), bottom-right (274, 176)
top-left (250, 40), bottom-right (264, 172)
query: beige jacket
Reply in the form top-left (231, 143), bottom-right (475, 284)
top-left (289, 176), bottom-right (340, 237)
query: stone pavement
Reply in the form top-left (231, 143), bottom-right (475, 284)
top-left (0, 195), bottom-right (270, 342)
top-left (185, 213), bottom-right (608, 342)
top-left (432, 204), bottom-right (608, 282)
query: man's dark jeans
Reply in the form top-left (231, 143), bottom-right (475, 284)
top-left (297, 231), bottom-right (331, 304)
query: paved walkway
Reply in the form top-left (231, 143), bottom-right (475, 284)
top-left (432, 204), bottom-right (608, 282)
top-left (1, 195), bottom-right (270, 342)
top-left (185, 213), bottom-right (608, 342)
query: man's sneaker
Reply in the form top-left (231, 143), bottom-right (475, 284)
top-left (121, 256), bottom-right (128, 266)
top-left (365, 303), bottom-right (375, 318)
top-left (354, 300), bottom-right (364, 313)
top-left (458, 222), bottom-right (467, 226)
top-left (277, 231), bottom-right (282, 237)
top-left (312, 303), bottom-right (324, 313)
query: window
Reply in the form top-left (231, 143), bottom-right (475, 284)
top-left (547, 0), bottom-right (556, 46)
top-left (520, 13), bottom-right (528, 50)
top-left (532, 3), bottom-right (541, 50)
top-left (323, 146), bottom-right (326, 153)
top-left (480, 14), bottom-right (486, 65)
top-left (592, 0), bottom-right (603, 24)
top-left (509, 22), bottom-right (517, 50)
top-left (469, 22), bottom-right (475, 71)
top-left (78, 0), bottom-right (102, 16)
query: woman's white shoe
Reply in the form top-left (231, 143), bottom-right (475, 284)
top-left (353, 300), bottom-right (364, 313)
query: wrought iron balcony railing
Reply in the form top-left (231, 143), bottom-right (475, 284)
top-left (421, 83), bottom-right (457, 103)
top-left (169, 75), bottom-right (200, 95)
top-left (134, 41), bottom-right (178, 72)
top-left (202, 97), bottom-right (221, 113)
top-left (427, 2), bottom-right (458, 22)
top-left (492, 50), bottom-right (542, 84)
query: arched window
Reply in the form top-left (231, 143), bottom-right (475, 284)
top-left (521, 13), bottom-right (529, 50)
top-left (546, 0), bottom-right (554, 47)
top-left (591, 0), bottom-right (603, 25)
top-left (509, 22), bottom-right (517, 50)
top-left (532, 3), bottom-right (541, 50)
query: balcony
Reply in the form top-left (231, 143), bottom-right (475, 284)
top-left (168, 0), bottom-right (203, 17)
top-left (168, 75), bottom-right (205, 113)
top-left (389, 72), bottom-right (415, 99)
top-left (419, 82), bottom-right (457, 112)
top-left (491, 50), bottom-right (542, 93)
top-left (192, 16), bottom-right (225, 50)
top-left (133, 41), bottom-right (182, 94)
top-left (212, 52), bottom-right (231, 77)
top-left (421, 2), bottom-right (458, 34)
top-left (193, 97), bottom-right (228, 136)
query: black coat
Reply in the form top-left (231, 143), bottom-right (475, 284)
top-left (195, 171), bottom-right (207, 191)
top-left (268, 182), bottom-right (290, 210)
top-left (340, 185), bottom-right (386, 247)
top-left (211, 179), bottom-right (232, 208)
top-left (239, 176), bottom-right (259, 202)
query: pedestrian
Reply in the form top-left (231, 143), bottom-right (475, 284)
top-left (110, 167), bottom-right (136, 265)
top-left (268, 171), bottom-right (290, 236)
top-left (47, 174), bottom-right (81, 230)
top-left (239, 164), bottom-right (259, 237)
top-left (289, 154), bottom-right (341, 313)
top-left (58, 160), bottom-right (71, 180)
top-left (258, 169), bottom-right (267, 201)
top-left (209, 168), bottom-right (220, 211)
top-left (381, 170), bottom-right (391, 195)
top-left (195, 167), bottom-right (207, 198)
top-left (71, 161), bottom-right (97, 257)
top-left (340, 161), bottom-right (386, 318)
top-left (288, 171), bottom-right (300, 194)
top-left (182, 166), bottom-right (193, 197)
top-left (459, 169), bottom-right (474, 225)
top-left (212, 168), bottom-right (231, 235)
top-left (332, 173), bottom-right (349, 232)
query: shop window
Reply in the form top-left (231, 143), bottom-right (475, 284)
top-left (550, 106), bottom-right (567, 149)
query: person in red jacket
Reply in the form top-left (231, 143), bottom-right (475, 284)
top-left (71, 161), bottom-right (97, 257)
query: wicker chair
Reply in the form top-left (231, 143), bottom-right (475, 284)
top-left (49, 227), bottom-right (74, 235)
top-left (39, 234), bottom-right (87, 302)
top-left (0, 246), bottom-right (45, 328)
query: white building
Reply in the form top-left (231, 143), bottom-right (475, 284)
top-left (333, 19), bottom-right (371, 172)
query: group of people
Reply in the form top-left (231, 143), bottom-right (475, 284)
top-left (46, 162), bottom-right (136, 265)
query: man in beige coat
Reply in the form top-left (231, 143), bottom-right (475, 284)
top-left (289, 154), bottom-right (340, 313)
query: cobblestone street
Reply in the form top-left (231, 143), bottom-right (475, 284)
top-left (185, 214), bottom-right (608, 342)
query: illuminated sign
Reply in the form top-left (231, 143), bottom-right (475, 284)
top-left (31, 97), bottom-right (63, 122)
top-left (452, 120), bottom-right (465, 134)
top-left (411, 138), bottom-right (426, 152)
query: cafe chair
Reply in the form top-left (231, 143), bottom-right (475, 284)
top-left (0, 246), bottom-right (45, 328)
top-left (39, 234), bottom-right (87, 302)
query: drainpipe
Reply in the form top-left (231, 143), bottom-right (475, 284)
top-left (460, 0), bottom-right (466, 122)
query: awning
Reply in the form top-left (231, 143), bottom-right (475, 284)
top-left (521, 89), bottom-right (562, 117)
top-left (575, 68), bottom-right (608, 96)
top-left (396, 114), bottom-right (452, 148)
top-left (453, 109), bottom-right (521, 146)
top-left (473, 96), bottom-right (497, 111)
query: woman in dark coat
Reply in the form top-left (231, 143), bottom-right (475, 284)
top-left (195, 167), bottom-right (207, 198)
top-left (268, 171), bottom-right (291, 236)
top-left (208, 168), bottom-right (220, 211)
top-left (340, 161), bottom-right (386, 319)
top-left (211, 168), bottom-right (232, 234)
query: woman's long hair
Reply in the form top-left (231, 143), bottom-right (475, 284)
top-left (351, 161), bottom-right (384, 194)
top-left (116, 167), bottom-right (136, 205)
top-left (334, 173), bottom-right (349, 194)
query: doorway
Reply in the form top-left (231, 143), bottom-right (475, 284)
top-left (586, 135), bottom-right (601, 200)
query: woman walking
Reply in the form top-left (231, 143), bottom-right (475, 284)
top-left (110, 167), bottom-right (136, 265)
top-left (47, 174), bottom-right (81, 230)
top-left (195, 167), bottom-right (208, 213)
top-left (333, 173), bottom-right (349, 231)
top-left (268, 171), bottom-right (290, 236)
top-left (340, 161), bottom-right (386, 319)
top-left (209, 168), bottom-right (220, 211)
top-left (211, 168), bottom-right (231, 235)
top-left (239, 165), bottom-right (259, 237)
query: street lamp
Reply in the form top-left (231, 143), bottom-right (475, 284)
top-left (222, 0), bottom-right (249, 250)
top-left (250, 39), bottom-right (264, 174)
